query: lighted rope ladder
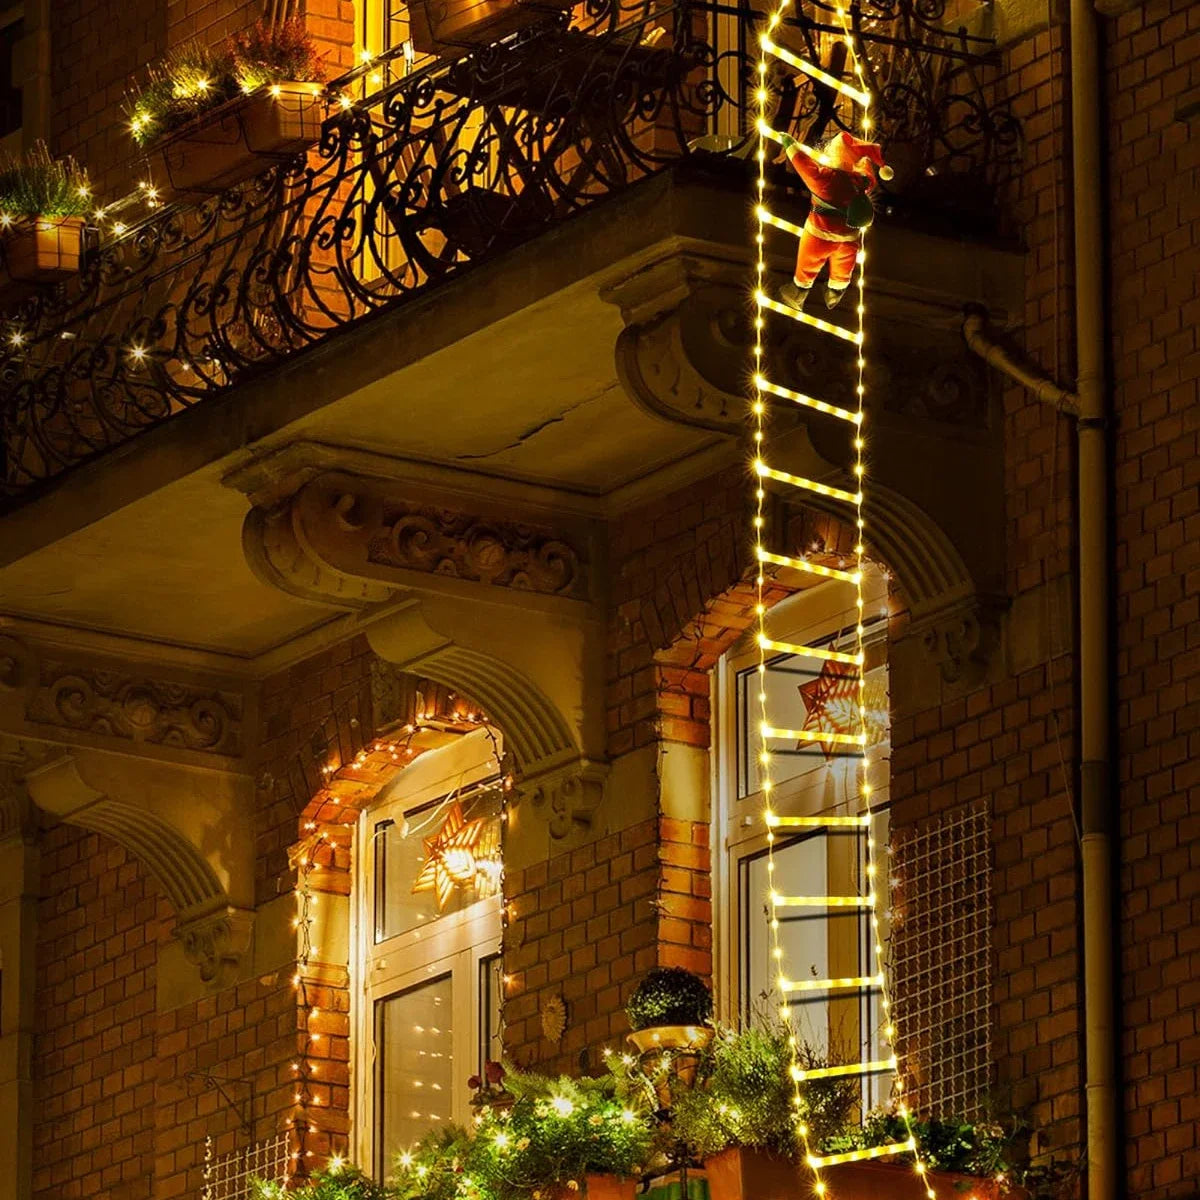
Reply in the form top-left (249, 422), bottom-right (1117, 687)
top-left (750, 7), bottom-right (938, 1197)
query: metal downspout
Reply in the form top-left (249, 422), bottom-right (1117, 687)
top-left (1071, 0), bottom-right (1119, 1196)
top-left (963, 0), bottom-right (1118, 1191)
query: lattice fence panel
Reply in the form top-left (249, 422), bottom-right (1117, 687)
top-left (890, 798), bottom-right (992, 1118)
top-left (203, 1133), bottom-right (290, 1200)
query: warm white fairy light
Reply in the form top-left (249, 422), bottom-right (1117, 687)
top-left (751, 1), bottom-right (938, 1194)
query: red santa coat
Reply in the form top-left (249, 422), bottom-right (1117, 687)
top-left (783, 134), bottom-right (883, 288)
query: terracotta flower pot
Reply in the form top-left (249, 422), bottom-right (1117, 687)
top-left (822, 1160), bottom-right (1019, 1200)
top-left (148, 82), bottom-right (326, 203)
top-left (704, 1146), bottom-right (803, 1200)
top-left (628, 1025), bottom-right (713, 1106)
top-left (544, 1176), bottom-right (638, 1200)
top-left (0, 215), bottom-right (84, 302)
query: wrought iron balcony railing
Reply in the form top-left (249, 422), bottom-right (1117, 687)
top-left (0, 0), bottom-right (1018, 504)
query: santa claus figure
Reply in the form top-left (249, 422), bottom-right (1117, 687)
top-left (777, 129), bottom-right (893, 312)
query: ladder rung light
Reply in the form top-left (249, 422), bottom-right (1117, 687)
top-left (762, 724), bottom-right (865, 747)
top-left (756, 291), bottom-right (864, 344)
top-left (760, 36), bottom-right (871, 108)
top-left (755, 459), bottom-right (861, 505)
top-left (771, 893), bottom-right (874, 908)
top-left (780, 974), bottom-right (884, 994)
top-left (757, 547), bottom-right (860, 584)
top-left (766, 813), bottom-right (872, 828)
top-left (808, 1140), bottom-right (916, 1169)
top-left (758, 634), bottom-right (862, 666)
top-left (755, 374), bottom-right (861, 424)
top-left (756, 205), bottom-right (805, 238)
top-left (791, 1058), bottom-right (897, 1081)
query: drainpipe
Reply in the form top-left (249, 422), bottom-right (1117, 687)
top-left (962, 0), bottom-right (1118, 1194)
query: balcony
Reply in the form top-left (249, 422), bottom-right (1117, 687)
top-left (0, 0), bottom-right (1018, 508)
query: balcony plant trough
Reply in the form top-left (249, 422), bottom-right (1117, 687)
top-left (146, 83), bottom-right (325, 203)
top-left (0, 145), bottom-right (90, 304)
top-left (408, 0), bottom-right (574, 57)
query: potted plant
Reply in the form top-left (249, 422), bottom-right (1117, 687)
top-left (253, 1158), bottom-right (391, 1199)
top-left (0, 143), bottom-right (90, 302)
top-left (671, 1028), bottom-right (859, 1200)
top-left (127, 20), bottom-right (327, 202)
top-left (625, 967), bottom-right (714, 1103)
top-left (819, 1112), bottom-right (1028, 1200)
top-left (392, 1069), bottom-right (653, 1200)
top-left (407, 0), bottom-right (574, 59)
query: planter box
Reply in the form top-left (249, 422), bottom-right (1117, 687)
top-left (704, 1147), bottom-right (801, 1200)
top-left (547, 1175), bottom-right (638, 1200)
top-left (0, 216), bottom-right (84, 303)
top-left (824, 1160), bottom-right (1016, 1200)
top-left (408, 0), bottom-right (574, 57)
top-left (704, 1149), bottom-right (1016, 1200)
top-left (148, 83), bottom-right (325, 203)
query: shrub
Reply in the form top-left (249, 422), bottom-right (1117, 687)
top-left (229, 18), bottom-right (327, 92)
top-left (0, 143), bottom-right (91, 218)
top-left (626, 968), bottom-right (713, 1031)
top-left (253, 1159), bottom-right (391, 1200)
top-left (126, 19), bottom-right (325, 146)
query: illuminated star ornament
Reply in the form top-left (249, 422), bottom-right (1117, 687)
top-left (412, 802), bottom-right (489, 910)
top-left (798, 660), bottom-right (888, 760)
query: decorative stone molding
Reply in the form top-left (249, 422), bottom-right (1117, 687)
top-left (910, 595), bottom-right (1006, 686)
top-left (25, 661), bottom-right (243, 755)
top-left (241, 471), bottom-right (594, 611)
top-left (176, 905), bottom-right (254, 986)
top-left (519, 756), bottom-right (607, 839)
top-left (369, 503), bottom-right (586, 599)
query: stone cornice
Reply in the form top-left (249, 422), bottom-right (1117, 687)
top-left (239, 470), bottom-right (598, 614)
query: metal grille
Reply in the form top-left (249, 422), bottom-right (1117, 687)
top-left (890, 799), bottom-right (992, 1118)
top-left (202, 1133), bottom-right (290, 1200)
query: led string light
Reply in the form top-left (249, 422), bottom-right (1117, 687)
top-left (750, 3), bottom-right (936, 1195)
top-left (287, 702), bottom-right (515, 1175)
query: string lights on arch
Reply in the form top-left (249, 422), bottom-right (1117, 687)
top-left (284, 703), bottom-right (516, 1181)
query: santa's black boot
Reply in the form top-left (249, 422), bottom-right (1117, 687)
top-left (823, 284), bottom-right (850, 310)
top-left (780, 280), bottom-right (812, 311)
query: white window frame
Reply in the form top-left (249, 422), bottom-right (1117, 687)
top-left (353, 728), bottom-right (504, 1172)
top-left (712, 572), bottom-right (891, 1083)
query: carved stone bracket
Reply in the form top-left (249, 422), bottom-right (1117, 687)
top-left (518, 756), bottom-right (607, 839)
top-left (240, 470), bottom-right (594, 611)
top-left (0, 633), bottom-right (246, 760)
top-left (176, 904), bottom-right (254, 986)
top-left (910, 594), bottom-right (1007, 686)
top-left (603, 254), bottom-right (993, 439)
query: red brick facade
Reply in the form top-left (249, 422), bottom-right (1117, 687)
top-left (16, 1), bottom-right (1200, 1198)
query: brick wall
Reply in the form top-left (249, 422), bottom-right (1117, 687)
top-left (505, 816), bottom-right (711, 1072)
top-left (1106, 1), bottom-right (1200, 1195)
top-left (33, 825), bottom-right (163, 1200)
top-left (50, 0), bottom-right (355, 195)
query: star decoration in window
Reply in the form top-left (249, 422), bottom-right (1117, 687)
top-left (797, 659), bottom-right (889, 760)
top-left (412, 801), bottom-right (490, 910)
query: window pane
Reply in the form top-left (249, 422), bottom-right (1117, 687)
top-left (737, 620), bottom-right (887, 800)
top-left (375, 973), bottom-right (454, 1171)
top-left (479, 954), bottom-right (503, 1073)
top-left (375, 782), bottom-right (503, 942)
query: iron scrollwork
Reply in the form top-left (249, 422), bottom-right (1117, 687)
top-left (0, 0), bottom-right (1017, 501)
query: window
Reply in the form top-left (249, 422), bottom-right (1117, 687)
top-left (0, 10), bottom-right (23, 142)
top-left (714, 570), bottom-right (891, 1106)
top-left (357, 728), bottom-right (504, 1174)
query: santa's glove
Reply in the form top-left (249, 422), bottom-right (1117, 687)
top-left (778, 131), bottom-right (798, 156)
